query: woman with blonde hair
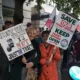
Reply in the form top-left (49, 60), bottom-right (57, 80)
top-left (26, 27), bottom-right (37, 40)
top-left (21, 27), bottom-right (41, 80)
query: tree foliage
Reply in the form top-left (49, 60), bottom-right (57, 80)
top-left (52, 0), bottom-right (80, 19)
top-left (28, 0), bottom-right (80, 19)
top-left (28, 0), bottom-right (45, 9)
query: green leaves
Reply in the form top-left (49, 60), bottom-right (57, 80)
top-left (28, 0), bottom-right (80, 19)
top-left (51, 0), bottom-right (80, 19)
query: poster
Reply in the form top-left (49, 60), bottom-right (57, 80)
top-left (0, 23), bottom-right (34, 61)
top-left (44, 7), bottom-right (56, 30)
top-left (47, 11), bottom-right (79, 50)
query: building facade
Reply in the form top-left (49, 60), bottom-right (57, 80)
top-left (0, 0), bottom-right (52, 29)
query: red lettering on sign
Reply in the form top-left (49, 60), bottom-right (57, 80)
top-left (56, 23), bottom-right (74, 33)
top-left (50, 33), bottom-right (61, 40)
top-left (17, 43), bottom-right (21, 48)
top-left (17, 39), bottom-right (29, 48)
top-left (60, 20), bottom-right (72, 29)
top-left (21, 41), bottom-right (25, 47)
top-left (49, 40), bottom-right (58, 45)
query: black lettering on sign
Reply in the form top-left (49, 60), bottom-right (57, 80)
top-left (8, 52), bottom-right (18, 60)
top-left (61, 14), bottom-right (76, 25)
top-left (55, 28), bottom-right (69, 37)
top-left (23, 45), bottom-right (33, 53)
top-left (49, 37), bottom-right (60, 43)
top-left (18, 36), bottom-right (25, 41)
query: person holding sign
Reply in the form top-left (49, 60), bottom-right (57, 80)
top-left (38, 31), bottom-right (61, 80)
top-left (0, 23), bottom-right (13, 80)
top-left (21, 27), bottom-right (41, 80)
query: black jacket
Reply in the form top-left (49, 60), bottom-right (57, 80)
top-left (23, 39), bottom-right (41, 75)
top-left (23, 39), bottom-right (41, 67)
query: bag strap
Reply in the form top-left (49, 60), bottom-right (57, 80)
top-left (49, 46), bottom-right (56, 62)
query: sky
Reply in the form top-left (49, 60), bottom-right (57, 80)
top-left (42, 4), bottom-right (59, 15)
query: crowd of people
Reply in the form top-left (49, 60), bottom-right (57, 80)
top-left (0, 21), bottom-right (80, 80)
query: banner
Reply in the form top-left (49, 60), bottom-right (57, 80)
top-left (77, 23), bottom-right (80, 32)
top-left (47, 11), bottom-right (79, 50)
top-left (44, 7), bottom-right (56, 30)
top-left (0, 23), bottom-right (34, 61)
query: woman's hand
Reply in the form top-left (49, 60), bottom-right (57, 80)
top-left (26, 62), bottom-right (34, 68)
top-left (22, 56), bottom-right (27, 64)
top-left (45, 60), bottom-right (50, 66)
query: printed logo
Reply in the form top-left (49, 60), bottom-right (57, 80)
top-left (60, 39), bottom-right (68, 47)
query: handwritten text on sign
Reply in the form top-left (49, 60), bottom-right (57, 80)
top-left (0, 24), bottom-right (34, 61)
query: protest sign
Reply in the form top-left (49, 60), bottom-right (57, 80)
top-left (0, 23), bottom-right (34, 61)
top-left (47, 11), bottom-right (79, 50)
top-left (77, 23), bottom-right (80, 32)
top-left (44, 7), bottom-right (56, 30)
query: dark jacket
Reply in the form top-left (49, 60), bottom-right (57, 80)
top-left (0, 39), bottom-right (41, 80)
top-left (0, 44), bottom-right (23, 80)
top-left (11, 56), bottom-right (23, 80)
top-left (35, 37), bottom-right (43, 45)
top-left (11, 39), bottom-right (42, 80)
top-left (0, 44), bottom-right (10, 80)
top-left (23, 39), bottom-right (41, 74)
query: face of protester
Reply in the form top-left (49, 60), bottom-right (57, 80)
top-left (42, 34), bottom-right (49, 43)
top-left (28, 29), bottom-right (37, 40)
top-left (5, 23), bottom-right (13, 29)
top-left (36, 28), bottom-right (41, 37)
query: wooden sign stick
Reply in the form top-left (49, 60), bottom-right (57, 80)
top-left (49, 46), bottom-right (56, 62)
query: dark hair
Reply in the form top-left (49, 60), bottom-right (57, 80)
top-left (41, 31), bottom-right (50, 37)
top-left (26, 22), bottom-right (32, 27)
top-left (2, 21), bottom-right (13, 30)
top-left (5, 21), bottom-right (12, 24)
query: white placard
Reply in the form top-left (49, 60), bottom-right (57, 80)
top-left (0, 23), bottom-right (34, 61)
top-left (47, 11), bottom-right (79, 50)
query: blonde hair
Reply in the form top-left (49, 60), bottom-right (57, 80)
top-left (26, 27), bottom-right (37, 40)
top-left (26, 27), bottom-right (36, 34)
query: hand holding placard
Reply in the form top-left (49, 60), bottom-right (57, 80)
top-left (49, 46), bottom-right (56, 62)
